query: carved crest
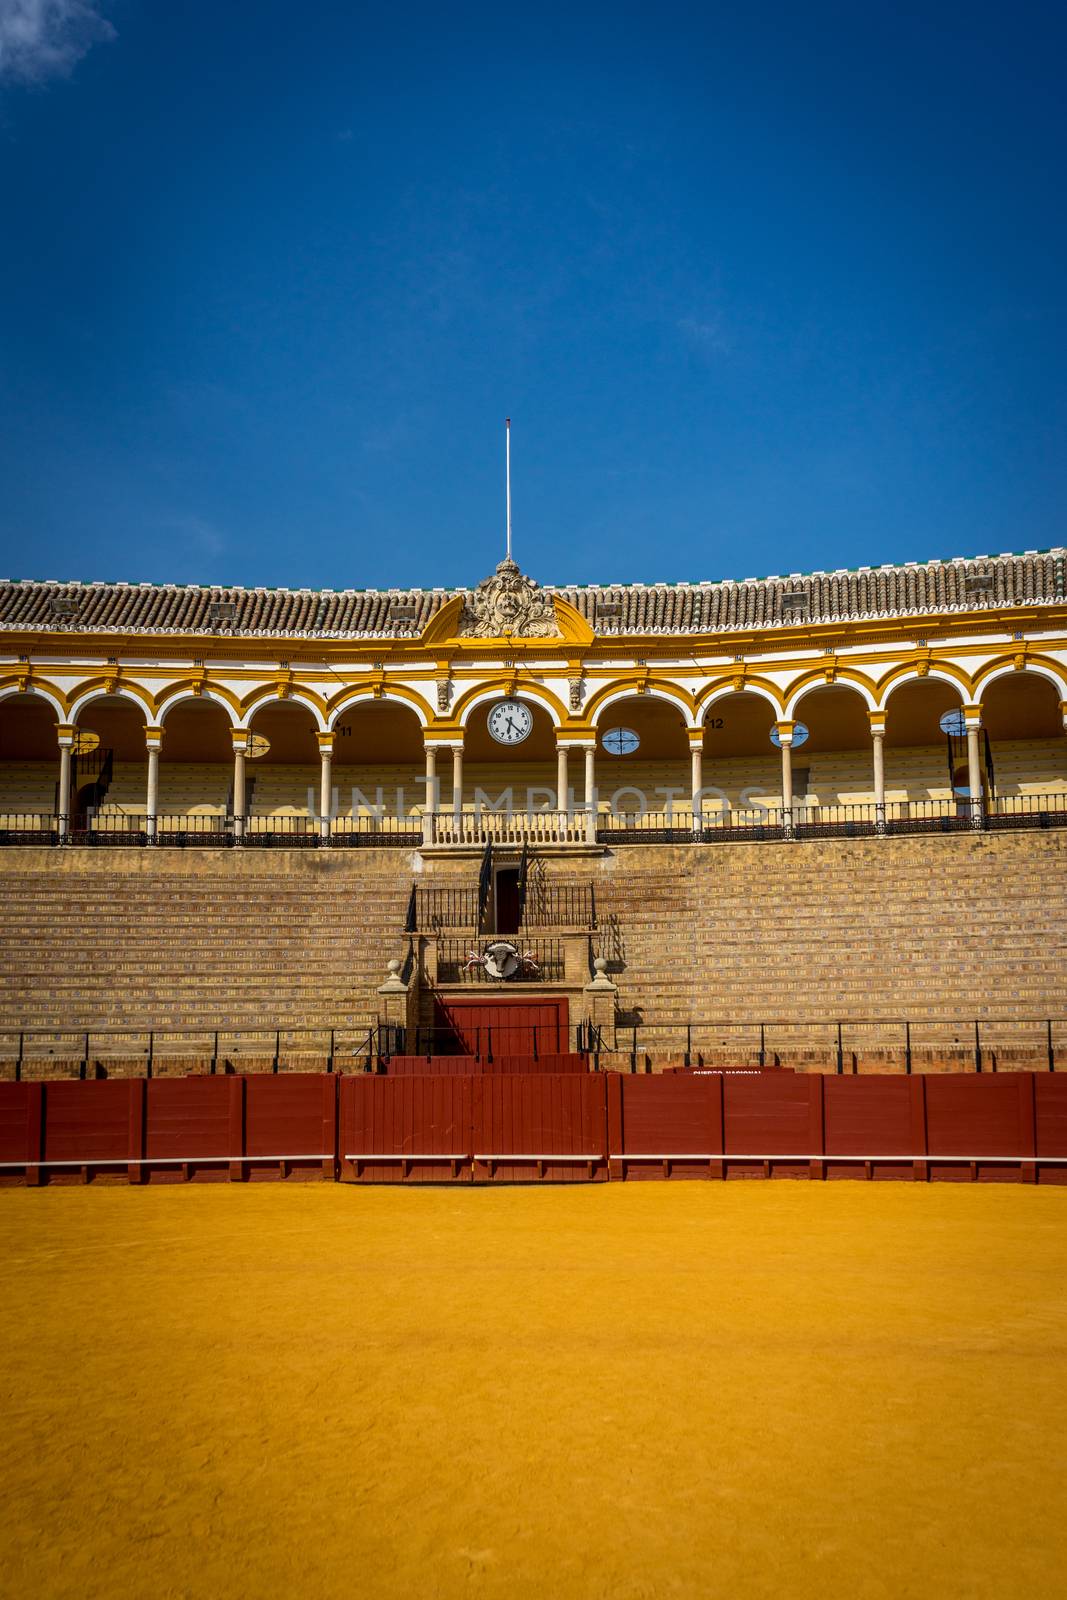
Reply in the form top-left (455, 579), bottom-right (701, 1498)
top-left (458, 558), bottom-right (560, 639)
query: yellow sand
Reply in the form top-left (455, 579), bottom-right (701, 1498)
top-left (1, 1183), bottom-right (1065, 1600)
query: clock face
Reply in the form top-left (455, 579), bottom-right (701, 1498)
top-left (602, 727), bottom-right (640, 755)
top-left (487, 699), bottom-right (533, 745)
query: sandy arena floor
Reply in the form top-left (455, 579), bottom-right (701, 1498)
top-left (1, 1182), bottom-right (1065, 1600)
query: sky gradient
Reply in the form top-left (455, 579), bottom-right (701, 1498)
top-left (0, 0), bottom-right (1064, 592)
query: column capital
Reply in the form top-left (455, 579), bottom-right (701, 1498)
top-left (145, 726), bottom-right (164, 752)
top-left (56, 723), bottom-right (75, 748)
top-left (316, 731), bottom-right (335, 754)
top-left (868, 711), bottom-right (887, 735)
top-left (962, 703), bottom-right (982, 730)
top-left (687, 729), bottom-right (705, 749)
top-left (231, 729), bottom-right (250, 754)
top-left (774, 719), bottom-right (795, 746)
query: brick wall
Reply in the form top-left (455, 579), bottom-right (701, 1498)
top-left (1, 831), bottom-right (1064, 1077)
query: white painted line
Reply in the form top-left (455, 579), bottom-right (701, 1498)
top-left (343, 1153), bottom-right (467, 1162)
top-left (0, 1154), bottom-right (331, 1169)
top-left (474, 1154), bottom-right (600, 1162)
top-left (616, 1153), bottom-right (1064, 1162)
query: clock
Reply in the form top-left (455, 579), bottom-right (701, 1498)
top-left (602, 727), bottom-right (640, 755)
top-left (487, 699), bottom-right (533, 745)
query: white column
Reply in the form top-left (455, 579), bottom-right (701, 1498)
top-left (451, 744), bottom-right (463, 817)
top-left (870, 714), bottom-right (886, 832)
top-left (422, 744), bottom-right (440, 846)
top-left (232, 735), bottom-right (247, 842)
top-left (318, 733), bottom-right (333, 842)
top-left (556, 744), bottom-right (569, 823)
top-left (57, 726), bottom-right (73, 838)
top-left (584, 746), bottom-right (596, 811)
top-left (777, 723), bottom-right (794, 836)
top-left (964, 706), bottom-right (984, 826)
top-left (145, 729), bottom-right (162, 842)
top-left (690, 739), bottom-right (703, 826)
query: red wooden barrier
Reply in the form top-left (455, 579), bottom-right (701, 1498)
top-left (435, 996), bottom-right (569, 1057)
top-left (384, 1054), bottom-right (588, 1076)
top-left (2, 1071), bottom-right (1066, 1187)
top-left (608, 1073), bottom-right (724, 1180)
top-left (473, 1074), bottom-right (607, 1182)
top-left (722, 1073), bottom-right (824, 1178)
top-left (1035, 1076), bottom-right (1067, 1182)
top-left (340, 1075), bottom-right (473, 1183)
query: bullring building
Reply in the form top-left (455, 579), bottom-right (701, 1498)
top-left (1, 548), bottom-right (1065, 1076)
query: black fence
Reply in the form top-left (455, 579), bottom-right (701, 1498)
top-left (1, 795), bottom-right (1066, 847)
top-left (592, 1016), bottom-right (1067, 1074)
top-left (0, 1025), bottom-right (386, 1079)
top-left (435, 937), bottom-right (566, 984)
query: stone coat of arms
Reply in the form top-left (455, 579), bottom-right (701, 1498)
top-left (459, 557), bottom-right (560, 638)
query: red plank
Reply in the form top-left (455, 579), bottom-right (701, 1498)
top-left (43, 1080), bottom-right (130, 1165)
top-left (144, 1077), bottom-right (232, 1162)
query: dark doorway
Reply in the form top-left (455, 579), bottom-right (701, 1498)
top-left (494, 868), bottom-right (521, 934)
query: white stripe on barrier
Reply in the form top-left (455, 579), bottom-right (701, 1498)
top-left (0, 1154), bottom-right (331, 1169)
top-left (616, 1152), bottom-right (1066, 1163)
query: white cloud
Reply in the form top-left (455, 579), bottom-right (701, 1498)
top-left (0, 0), bottom-right (115, 84)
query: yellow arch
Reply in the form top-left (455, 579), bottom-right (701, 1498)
top-left (239, 685), bottom-right (329, 730)
top-left (874, 661), bottom-right (971, 708)
top-left (154, 681), bottom-right (242, 725)
top-left (325, 683), bottom-right (434, 730)
top-left (785, 668), bottom-right (878, 718)
top-left (972, 653), bottom-right (1067, 701)
top-left (584, 677), bottom-right (696, 727)
top-left (68, 679), bottom-right (155, 723)
top-left (0, 676), bottom-right (67, 720)
top-left (451, 677), bottom-right (569, 731)
top-left (694, 676), bottom-right (785, 718)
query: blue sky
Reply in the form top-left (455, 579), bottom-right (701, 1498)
top-left (0, 0), bottom-right (1064, 591)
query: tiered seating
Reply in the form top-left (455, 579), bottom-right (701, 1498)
top-left (0, 761), bottom-right (57, 823)
top-left (0, 852), bottom-right (413, 1038)
top-left (591, 830), bottom-right (1067, 1035)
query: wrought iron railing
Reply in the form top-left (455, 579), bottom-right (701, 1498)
top-left (0, 795), bottom-right (1065, 846)
top-left (0, 1024), bottom-right (385, 1079)
top-left (435, 936), bottom-right (566, 984)
top-left (591, 1016), bottom-right (1067, 1074)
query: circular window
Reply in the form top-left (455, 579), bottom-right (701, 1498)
top-left (939, 709), bottom-right (967, 737)
top-left (769, 722), bottom-right (809, 749)
top-left (602, 728), bottom-right (640, 755)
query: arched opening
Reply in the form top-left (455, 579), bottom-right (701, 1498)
top-left (980, 673), bottom-right (1066, 799)
top-left (71, 696), bottom-right (148, 825)
top-left (462, 697), bottom-right (558, 813)
top-left (332, 701), bottom-right (425, 817)
top-left (789, 685), bottom-right (874, 814)
top-left (157, 699), bottom-right (235, 817)
top-left (883, 679), bottom-right (963, 805)
top-left (245, 701), bottom-right (320, 827)
top-left (593, 695), bottom-right (689, 817)
top-left (701, 692), bottom-right (778, 815)
top-left (0, 694), bottom-right (62, 825)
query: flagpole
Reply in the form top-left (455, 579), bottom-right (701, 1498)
top-left (505, 417), bottom-right (512, 562)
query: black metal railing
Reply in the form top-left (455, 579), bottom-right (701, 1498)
top-left (331, 814), bottom-right (423, 846)
top-left (415, 885), bottom-right (482, 930)
top-left (521, 881), bottom-right (597, 929)
top-left (411, 881), bottom-right (596, 932)
top-left (590, 1016), bottom-right (1066, 1074)
top-left (1, 794), bottom-right (1065, 847)
top-left (0, 1024), bottom-right (388, 1080)
top-left (435, 936), bottom-right (566, 984)
top-left (404, 1020), bottom-right (573, 1060)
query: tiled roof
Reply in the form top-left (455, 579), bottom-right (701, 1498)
top-left (0, 549), bottom-right (1064, 641)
